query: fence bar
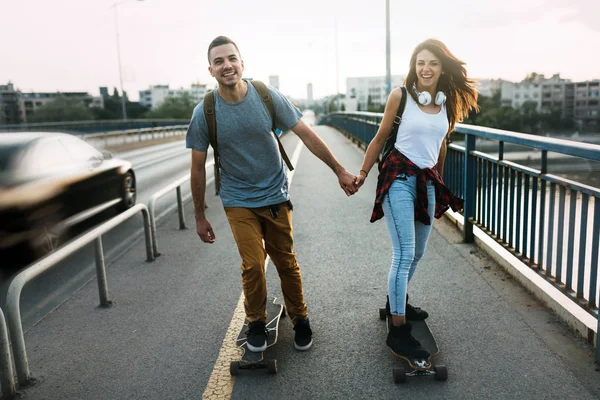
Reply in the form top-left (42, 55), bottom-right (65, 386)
top-left (556, 186), bottom-right (566, 283)
top-left (0, 308), bottom-right (15, 398)
top-left (589, 198), bottom-right (599, 308)
top-left (515, 172), bottom-right (523, 255)
top-left (577, 194), bottom-right (589, 299)
top-left (566, 189), bottom-right (577, 291)
top-left (546, 183), bottom-right (557, 278)
top-left (523, 175), bottom-right (530, 259)
top-left (176, 186), bottom-right (187, 230)
top-left (464, 134), bottom-right (476, 242)
top-left (94, 236), bottom-right (112, 307)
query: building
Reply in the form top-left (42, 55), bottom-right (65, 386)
top-left (476, 79), bottom-right (506, 97)
top-left (346, 75), bottom-right (405, 111)
top-left (0, 82), bottom-right (22, 124)
top-left (307, 83), bottom-right (313, 107)
top-left (501, 74), bottom-right (570, 111)
top-left (139, 83), bottom-right (210, 110)
top-left (500, 74), bottom-right (600, 131)
top-left (20, 92), bottom-right (96, 122)
top-left (573, 80), bottom-right (600, 130)
top-left (269, 75), bottom-right (280, 90)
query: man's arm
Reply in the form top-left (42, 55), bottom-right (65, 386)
top-left (190, 149), bottom-right (215, 243)
top-left (290, 119), bottom-right (356, 196)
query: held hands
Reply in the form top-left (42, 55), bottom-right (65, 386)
top-left (195, 217), bottom-right (216, 244)
top-left (354, 169), bottom-right (368, 189)
top-left (337, 169), bottom-right (358, 196)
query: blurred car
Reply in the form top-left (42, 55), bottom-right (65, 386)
top-left (0, 132), bottom-right (136, 268)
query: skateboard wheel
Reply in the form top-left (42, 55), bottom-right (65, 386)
top-left (267, 360), bottom-right (277, 374)
top-left (434, 364), bottom-right (448, 381)
top-left (230, 361), bottom-right (240, 376)
top-left (392, 367), bottom-right (407, 383)
top-left (379, 308), bottom-right (387, 320)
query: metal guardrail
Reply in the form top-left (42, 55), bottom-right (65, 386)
top-left (0, 119), bottom-right (190, 134)
top-left (5, 203), bottom-right (154, 386)
top-left (82, 125), bottom-right (187, 150)
top-left (148, 160), bottom-right (215, 257)
top-left (319, 112), bottom-right (600, 362)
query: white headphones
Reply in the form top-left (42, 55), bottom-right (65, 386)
top-left (412, 84), bottom-right (446, 106)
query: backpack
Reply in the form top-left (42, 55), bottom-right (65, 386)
top-left (380, 86), bottom-right (408, 165)
top-left (203, 80), bottom-right (294, 195)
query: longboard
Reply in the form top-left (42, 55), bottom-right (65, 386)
top-left (230, 298), bottom-right (285, 375)
top-left (379, 305), bottom-right (448, 383)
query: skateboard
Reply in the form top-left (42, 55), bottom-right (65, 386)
top-left (230, 298), bottom-right (285, 375)
top-left (379, 303), bottom-right (448, 383)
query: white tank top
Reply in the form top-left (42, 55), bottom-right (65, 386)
top-left (394, 93), bottom-right (449, 169)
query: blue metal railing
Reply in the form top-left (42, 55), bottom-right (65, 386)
top-left (319, 111), bottom-right (600, 362)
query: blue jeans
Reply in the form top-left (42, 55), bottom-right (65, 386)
top-left (382, 174), bottom-right (436, 316)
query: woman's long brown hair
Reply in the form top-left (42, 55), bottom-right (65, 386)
top-left (404, 39), bottom-right (479, 133)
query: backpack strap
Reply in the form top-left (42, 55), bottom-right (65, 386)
top-left (380, 86), bottom-right (408, 163)
top-left (392, 86), bottom-right (408, 132)
top-left (203, 90), bottom-right (221, 195)
top-left (250, 80), bottom-right (294, 172)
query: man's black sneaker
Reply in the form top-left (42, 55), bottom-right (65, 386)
top-left (246, 320), bottom-right (268, 352)
top-left (386, 322), bottom-right (430, 359)
top-left (293, 318), bottom-right (313, 351)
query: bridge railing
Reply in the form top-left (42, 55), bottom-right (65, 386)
top-left (319, 112), bottom-right (600, 362)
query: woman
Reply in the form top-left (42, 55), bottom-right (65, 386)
top-left (354, 39), bottom-right (478, 358)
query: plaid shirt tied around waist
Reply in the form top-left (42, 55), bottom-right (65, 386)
top-left (370, 148), bottom-right (464, 224)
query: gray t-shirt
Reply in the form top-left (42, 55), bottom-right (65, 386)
top-left (186, 79), bottom-right (302, 208)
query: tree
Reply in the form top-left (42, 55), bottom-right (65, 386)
top-left (145, 93), bottom-right (196, 119)
top-left (523, 72), bottom-right (545, 83)
top-left (29, 96), bottom-right (94, 122)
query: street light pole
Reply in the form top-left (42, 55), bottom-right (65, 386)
top-left (385, 0), bottom-right (391, 99)
top-left (113, 3), bottom-right (127, 121)
top-left (334, 17), bottom-right (340, 112)
top-left (112, 0), bottom-right (143, 121)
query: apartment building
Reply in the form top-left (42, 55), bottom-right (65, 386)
top-left (20, 92), bottom-right (96, 122)
top-left (139, 83), bottom-right (210, 110)
top-left (500, 74), bottom-right (600, 130)
top-left (346, 75), bottom-right (405, 111)
top-left (0, 83), bottom-right (22, 124)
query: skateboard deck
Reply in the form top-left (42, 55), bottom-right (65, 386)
top-left (230, 298), bottom-right (285, 375)
top-left (379, 304), bottom-right (448, 383)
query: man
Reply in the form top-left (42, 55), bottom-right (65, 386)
top-left (186, 36), bottom-right (357, 352)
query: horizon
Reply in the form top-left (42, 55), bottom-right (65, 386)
top-left (2, 0), bottom-right (599, 101)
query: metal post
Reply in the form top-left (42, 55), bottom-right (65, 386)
top-left (385, 0), bottom-right (391, 98)
top-left (0, 309), bottom-right (16, 398)
top-left (464, 134), bottom-right (476, 242)
top-left (94, 236), bottom-right (113, 307)
top-left (176, 186), bottom-right (186, 230)
top-left (334, 18), bottom-right (340, 112)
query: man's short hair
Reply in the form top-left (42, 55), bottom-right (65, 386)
top-left (207, 36), bottom-right (240, 64)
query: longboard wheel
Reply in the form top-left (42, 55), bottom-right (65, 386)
top-left (230, 361), bottom-right (240, 376)
top-left (434, 364), bottom-right (448, 381)
top-left (379, 308), bottom-right (387, 320)
top-left (267, 359), bottom-right (277, 374)
top-left (392, 366), bottom-right (407, 383)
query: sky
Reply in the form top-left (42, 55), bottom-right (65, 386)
top-left (1, 0), bottom-right (599, 101)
